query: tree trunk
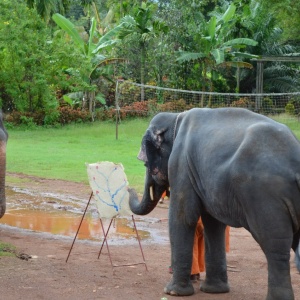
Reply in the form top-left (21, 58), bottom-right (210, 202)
top-left (88, 90), bottom-right (95, 119)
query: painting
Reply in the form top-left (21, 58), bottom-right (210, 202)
top-left (86, 162), bottom-right (131, 218)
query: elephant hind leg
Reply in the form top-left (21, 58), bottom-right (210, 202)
top-left (256, 218), bottom-right (294, 299)
top-left (292, 229), bottom-right (300, 272)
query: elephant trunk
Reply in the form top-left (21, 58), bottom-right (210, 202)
top-left (129, 169), bottom-right (166, 216)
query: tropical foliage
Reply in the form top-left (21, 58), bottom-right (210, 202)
top-left (52, 13), bottom-right (125, 118)
top-left (0, 0), bottom-right (300, 126)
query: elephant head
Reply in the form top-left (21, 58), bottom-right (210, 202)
top-left (0, 112), bottom-right (8, 218)
top-left (129, 112), bottom-right (182, 215)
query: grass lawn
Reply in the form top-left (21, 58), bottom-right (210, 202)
top-left (6, 118), bottom-right (150, 193)
top-left (5, 114), bottom-right (300, 193)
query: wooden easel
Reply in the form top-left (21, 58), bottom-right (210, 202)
top-left (66, 192), bottom-right (148, 271)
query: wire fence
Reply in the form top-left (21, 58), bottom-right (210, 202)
top-left (114, 80), bottom-right (300, 137)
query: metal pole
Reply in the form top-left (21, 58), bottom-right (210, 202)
top-left (131, 215), bottom-right (148, 271)
top-left (115, 80), bottom-right (119, 140)
top-left (66, 192), bottom-right (93, 263)
top-left (115, 79), bottom-right (124, 140)
top-left (255, 61), bottom-right (264, 111)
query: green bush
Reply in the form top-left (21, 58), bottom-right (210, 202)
top-left (285, 102), bottom-right (295, 115)
top-left (262, 97), bottom-right (274, 113)
top-left (44, 110), bottom-right (60, 126)
top-left (20, 116), bottom-right (37, 129)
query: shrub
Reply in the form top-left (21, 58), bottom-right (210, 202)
top-left (5, 111), bottom-right (45, 126)
top-left (44, 110), bottom-right (60, 126)
top-left (285, 102), bottom-right (295, 115)
top-left (58, 107), bottom-right (91, 125)
top-left (262, 97), bottom-right (274, 114)
top-left (230, 97), bottom-right (254, 108)
top-left (20, 116), bottom-right (37, 129)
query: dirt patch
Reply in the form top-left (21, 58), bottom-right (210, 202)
top-left (1, 173), bottom-right (300, 300)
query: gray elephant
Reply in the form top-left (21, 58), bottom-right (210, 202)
top-left (0, 112), bottom-right (8, 218)
top-left (129, 107), bottom-right (300, 300)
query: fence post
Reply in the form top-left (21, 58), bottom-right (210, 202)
top-left (115, 79), bottom-right (123, 140)
top-left (255, 61), bottom-right (264, 111)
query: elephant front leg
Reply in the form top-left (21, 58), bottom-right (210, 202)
top-left (200, 214), bottom-right (230, 293)
top-left (164, 220), bottom-right (195, 296)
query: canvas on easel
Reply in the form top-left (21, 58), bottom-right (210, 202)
top-left (87, 162), bottom-right (131, 219)
top-left (66, 161), bottom-right (147, 271)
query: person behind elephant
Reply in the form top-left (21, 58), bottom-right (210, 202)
top-left (166, 188), bottom-right (230, 280)
top-left (191, 219), bottom-right (230, 282)
top-left (171, 218), bottom-right (230, 282)
top-left (159, 189), bottom-right (170, 204)
top-left (190, 218), bottom-right (205, 282)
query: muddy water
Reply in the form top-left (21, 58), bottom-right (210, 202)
top-left (0, 187), bottom-right (168, 245)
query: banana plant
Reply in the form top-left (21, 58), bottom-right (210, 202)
top-left (176, 3), bottom-right (258, 103)
top-left (52, 13), bottom-right (125, 117)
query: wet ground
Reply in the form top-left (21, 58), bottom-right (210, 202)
top-left (1, 173), bottom-right (300, 300)
top-left (0, 186), bottom-right (169, 245)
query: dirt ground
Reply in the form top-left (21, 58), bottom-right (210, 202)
top-left (1, 173), bottom-right (300, 300)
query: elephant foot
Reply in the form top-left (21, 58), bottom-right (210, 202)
top-left (200, 280), bottom-right (230, 294)
top-left (266, 286), bottom-right (294, 300)
top-left (164, 280), bottom-right (194, 296)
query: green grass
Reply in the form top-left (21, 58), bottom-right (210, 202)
top-left (271, 114), bottom-right (300, 137)
top-left (0, 241), bottom-right (16, 257)
top-left (6, 115), bottom-right (300, 193)
top-left (6, 119), bottom-right (150, 193)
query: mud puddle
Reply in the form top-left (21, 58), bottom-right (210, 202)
top-left (0, 187), bottom-right (168, 245)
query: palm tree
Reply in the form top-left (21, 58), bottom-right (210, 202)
top-left (117, 2), bottom-right (168, 100)
top-left (26, 0), bottom-right (70, 23)
top-left (106, 0), bottom-right (143, 21)
top-left (232, 0), bottom-right (300, 93)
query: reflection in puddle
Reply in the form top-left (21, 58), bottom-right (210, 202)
top-left (0, 187), bottom-right (167, 244)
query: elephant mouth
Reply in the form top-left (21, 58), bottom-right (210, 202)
top-left (152, 172), bottom-right (168, 186)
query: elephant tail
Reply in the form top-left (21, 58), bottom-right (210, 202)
top-left (293, 174), bottom-right (300, 272)
top-left (295, 241), bottom-right (300, 272)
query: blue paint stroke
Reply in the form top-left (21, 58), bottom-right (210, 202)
top-left (89, 165), bottom-right (128, 213)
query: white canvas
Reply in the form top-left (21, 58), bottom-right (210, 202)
top-left (86, 162), bottom-right (131, 218)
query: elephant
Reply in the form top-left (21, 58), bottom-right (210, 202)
top-left (128, 107), bottom-right (300, 300)
top-left (0, 111), bottom-right (8, 219)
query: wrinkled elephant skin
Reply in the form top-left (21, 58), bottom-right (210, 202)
top-left (129, 107), bottom-right (300, 300)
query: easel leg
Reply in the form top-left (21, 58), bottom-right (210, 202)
top-left (132, 215), bottom-right (148, 271)
top-left (98, 218), bottom-right (114, 269)
top-left (66, 192), bottom-right (93, 263)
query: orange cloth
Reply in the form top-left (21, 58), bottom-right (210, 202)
top-left (161, 190), bottom-right (167, 199)
top-left (191, 218), bottom-right (205, 274)
top-left (191, 219), bottom-right (230, 274)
